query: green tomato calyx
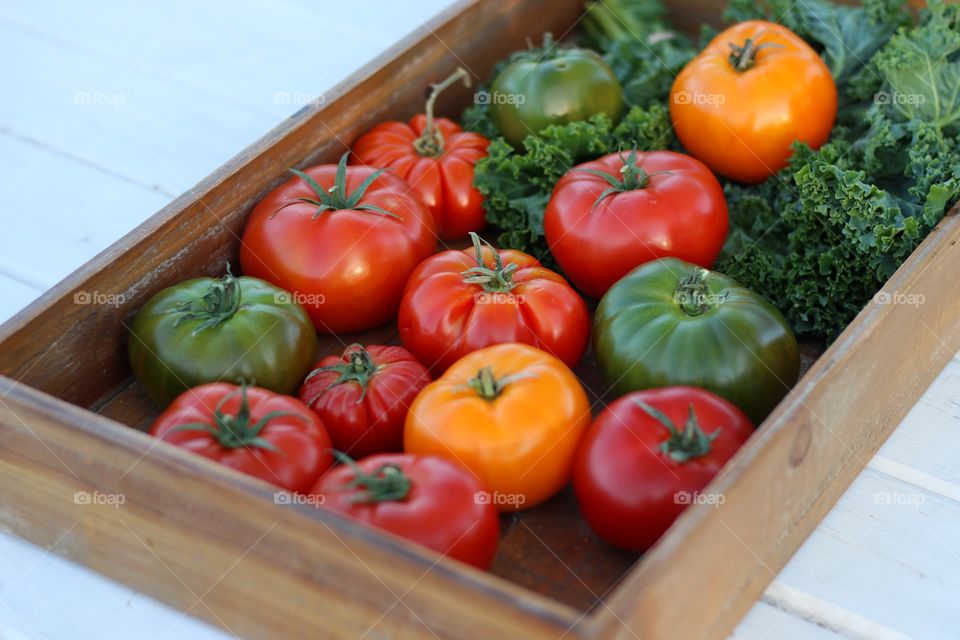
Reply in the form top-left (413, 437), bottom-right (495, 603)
top-left (302, 344), bottom-right (382, 406)
top-left (172, 384), bottom-right (303, 451)
top-left (460, 232), bottom-right (519, 292)
top-left (674, 268), bottom-right (726, 317)
top-left (334, 451), bottom-right (412, 503)
top-left (276, 152), bottom-right (401, 220)
top-left (466, 366), bottom-right (534, 401)
top-left (578, 148), bottom-right (672, 209)
top-left (171, 264), bottom-right (245, 334)
top-left (635, 400), bottom-right (720, 463)
top-left (728, 32), bottom-right (783, 72)
top-left (413, 67), bottom-right (471, 157)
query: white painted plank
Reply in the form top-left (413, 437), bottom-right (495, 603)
top-left (762, 468), bottom-right (960, 640)
top-left (868, 356), bottom-right (960, 487)
top-left (0, 133), bottom-right (169, 291)
top-left (0, 274), bottom-right (42, 324)
top-left (0, 22), bottom-right (273, 195)
top-left (0, 0), bottom-right (458, 122)
top-left (731, 601), bottom-right (840, 640)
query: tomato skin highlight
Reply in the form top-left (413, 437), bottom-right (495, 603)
top-left (239, 161), bottom-right (436, 333)
top-left (128, 272), bottom-right (317, 408)
top-left (150, 383), bottom-right (333, 493)
top-left (398, 239), bottom-right (589, 373)
top-left (404, 343), bottom-right (591, 510)
top-left (592, 258), bottom-right (799, 424)
top-left (573, 387), bottom-right (753, 552)
top-left (298, 345), bottom-right (430, 458)
top-left (545, 150), bottom-right (728, 299)
top-left (670, 20), bottom-right (838, 184)
top-left (353, 115), bottom-right (489, 240)
top-left (312, 453), bottom-right (500, 569)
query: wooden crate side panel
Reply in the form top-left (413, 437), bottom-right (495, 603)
top-left (0, 378), bottom-right (581, 640)
top-left (0, 0), bottom-right (584, 409)
top-left (585, 210), bottom-right (960, 639)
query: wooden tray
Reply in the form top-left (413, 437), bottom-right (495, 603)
top-left (1, 1), bottom-right (957, 638)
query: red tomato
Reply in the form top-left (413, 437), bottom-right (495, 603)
top-left (573, 386), bottom-right (753, 552)
top-left (398, 233), bottom-right (589, 373)
top-left (239, 152), bottom-right (436, 333)
top-left (544, 150), bottom-right (728, 299)
top-left (150, 383), bottom-right (333, 492)
top-left (298, 344), bottom-right (430, 458)
top-left (312, 453), bottom-right (499, 569)
top-left (353, 68), bottom-right (488, 240)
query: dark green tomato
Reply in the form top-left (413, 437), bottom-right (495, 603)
top-left (489, 47), bottom-right (624, 147)
top-left (593, 258), bottom-right (799, 425)
top-left (128, 271), bottom-right (317, 407)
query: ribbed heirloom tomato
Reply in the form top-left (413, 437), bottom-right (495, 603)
top-left (670, 20), bottom-right (838, 184)
top-left (150, 383), bottom-right (333, 492)
top-left (353, 68), bottom-right (489, 240)
top-left (399, 233), bottom-right (589, 373)
top-left (405, 343), bottom-right (590, 510)
top-left (545, 149), bottom-right (728, 299)
top-left (573, 387), bottom-right (754, 552)
top-left (311, 453), bottom-right (499, 569)
top-left (298, 344), bottom-right (430, 458)
top-left (240, 152), bottom-right (436, 333)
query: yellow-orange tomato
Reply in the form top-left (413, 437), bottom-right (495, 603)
top-left (670, 20), bottom-right (837, 184)
top-left (404, 343), bottom-right (590, 511)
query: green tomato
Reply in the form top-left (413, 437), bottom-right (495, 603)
top-left (128, 269), bottom-right (317, 407)
top-left (593, 258), bottom-right (799, 424)
top-left (489, 45), bottom-right (624, 147)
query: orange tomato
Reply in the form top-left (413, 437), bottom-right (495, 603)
top-left (670, 20), bottom-right (837, 184)
top-left (404, 343), bottom-right (590, 511)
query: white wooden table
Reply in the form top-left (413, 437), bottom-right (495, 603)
top-left (1, 2), bottom-right (957, 638)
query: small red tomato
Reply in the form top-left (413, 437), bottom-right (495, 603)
top-left (298, 344), bottom-right (430, 458)
top-left (312, 454), bottom-right (500, 569)
top-left (545, 149), bottom-right (728, 298)
top-left (353, 68), bottom-right (489, 240)
top-left (399, 233), bottom-right (589, 373)
top-left (573, 387), bottom-right (753, 552)
top-left (150, 383), bottom-right (333, 492)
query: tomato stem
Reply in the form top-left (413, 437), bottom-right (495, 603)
top-left (466, 366), bottom-right (534, 401)
top-left (171, 264), bottom-right (245, 334)
top-left (460, 232), bottom-right (519, 292)
top-left (303, 344), bottom-right (382, 406)
top-left (674, 268), bottom-right (726, 317)
top-left (578, 148), bottom-right (672, 209)
top-left (412, 67), bottom-right (471, 157)
top-left (728, 32), bottom-right (783, 72)
top-left (170, 384), bottom-right (303, 451)
top-left (635, 400), bottom-right (719, 463)
top-left (333, 451), bottom-right (412, 503)
top-left (276, 152), bottom-right (402, 220)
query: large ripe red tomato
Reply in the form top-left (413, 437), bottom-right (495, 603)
top-left (398, 233), bottom-right (589, 373)
top-left (240, 152), bottom-right (436, 333)
top-left (573, 386), bottom-right (753, 552)
top-left (311, 453), bottom-right (500, 569)
top-left (150, 383), bottom-right (333, 492)
top-left (670, 20), bottom-right (837, 184)
top-left (298, 344), bottom-right (430, 458)
top-left (353, 69), bottom-right (488, 240)
top-left (544, 150), bottom-right (728, 299)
